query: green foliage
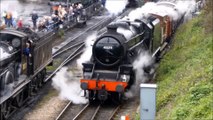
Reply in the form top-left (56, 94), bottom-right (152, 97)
top-left (156, 4), bottom-right (213, 120)
top-left (58, 29), bottom-right (65, 38)
top-left (135, 113), bottom-right (140, 120)
top-left (189, 84), bottom-right (211, 104)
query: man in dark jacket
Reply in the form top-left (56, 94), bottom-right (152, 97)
top-left (31, 11), bottom-right (38, 29)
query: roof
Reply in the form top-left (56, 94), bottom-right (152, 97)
top-left (0, 28), bottom-right (27, 37)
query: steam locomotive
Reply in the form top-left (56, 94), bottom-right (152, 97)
top-left (80, 1), bottom-right (186, 102)
top-left (0, 28), bottom-right (53, 119)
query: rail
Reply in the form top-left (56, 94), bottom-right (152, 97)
top-left (55, 101), bottom-right (72, 120)
top-left (44, 43), bottom-right (84, 82)
top-left (72, 104), bottom-right (101, 120)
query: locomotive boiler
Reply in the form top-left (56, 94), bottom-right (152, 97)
top-left (80, 1), bottom-right (185, 102)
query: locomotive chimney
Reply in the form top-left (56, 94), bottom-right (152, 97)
top-left (107, 21), bottom-right (130, 33)
top-left (107, 23), bottom-right (118, 33)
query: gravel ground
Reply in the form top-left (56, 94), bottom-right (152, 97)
top-left (24, 93), bottom-right (68, 120)
top-left (114, 97), bottom-right (140, 120)
top-left (22, 88), bottom-right (140, 120)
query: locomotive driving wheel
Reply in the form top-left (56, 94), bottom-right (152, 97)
top-left (41, 68), bottom-right (46, 83)
top-left (37, 73), bottom-right (43, 88)
top-left (1, 100), bottom-right (12, 119)
top-left (32, 76), bottom-right (39, 91)
top-left (14, 91), bottom-right (24, 107)
top-left (111, 93), bottom-right (123, 104)
top-left (88, 91), bottom-right (95, 103)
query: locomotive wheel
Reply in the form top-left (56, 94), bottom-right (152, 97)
top-left (37, 73), bottom-right (42, 88)
top-left (89, 91), bottom-right (94, 102)
top-left (33, 76), bottom-right (39, 91)
top-left (41, 68), bottom-right (47, 83)
top-left (29, 81), bottom-right (35, 96)
top-left (29, 77), bottom-right (38, 96)
top-left (14, 91), bottom-right (24, 107)
top-left (1, 100), bottom-right (12, 119)
top-left (89, 91), bottom-right (97, 103)
top-left (111, 93), bottom-right (123, 104)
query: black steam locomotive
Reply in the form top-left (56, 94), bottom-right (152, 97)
top-left (0, 28), bottom-right (53, 119)
top-left (80, 1), bottom-right (185, 102)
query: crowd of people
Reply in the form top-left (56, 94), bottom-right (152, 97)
top-left (0, 2), bottom-right (84, 32)
top-left (34, 2), bottom-right (84, 32)
top-left (0, 11), bottom-right (23, 29)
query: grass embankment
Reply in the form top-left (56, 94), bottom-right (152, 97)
top-left (156, 2), bottom-right (213, 120)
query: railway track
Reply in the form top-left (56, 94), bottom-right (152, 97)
top-left (44, 44), bottom-right (84, 82)
top-left (56, 102), bottom-right (120, 120)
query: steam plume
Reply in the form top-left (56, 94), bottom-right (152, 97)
top-left (127, 0), bottom-right (196, 22)
top-left (77, 32), bottom-right (97, 68)
top-left (125, 52), bottom-right (155, 98)
top-left (105, 0), bottom-right (128, 15)
top-left (52, 67), bottom-right (88, 104)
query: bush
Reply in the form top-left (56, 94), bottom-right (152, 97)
top-left (156, 1), bottom-right (213, 119)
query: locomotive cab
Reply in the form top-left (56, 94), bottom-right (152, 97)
top-left (0, 29), bottom-right (34, 96)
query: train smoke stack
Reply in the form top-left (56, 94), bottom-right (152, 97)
top-left (125, 52), bottom-right (155, 98)
top-left (52, 67), bottom-right (88, 104)
top-left (105, 0), bottom-right (128, 15)
top-left (77, 32), bottom-right (97, 69)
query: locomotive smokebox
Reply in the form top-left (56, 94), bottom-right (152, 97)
top-left (92, 34), bottom-right (126, 67)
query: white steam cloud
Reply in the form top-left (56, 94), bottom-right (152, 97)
top-left (0, 47), bottom-right (10, 60)
top-left (77, 32), bottom-right (97, 68)
top-left (133, 52), bottom-right (155, 83)
top-left (52, 33), bottom-right (97, 104)
top-left (127, 0), bottom-right (197, 22)
top-left (105, 0), bottom-right (128, 15)
top-left (125, 52), bottom-right (155, 98)
top-left (52, 67), bottom-right (88, 104)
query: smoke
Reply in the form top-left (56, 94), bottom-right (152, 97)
top-left (117, 26), bottom-right (137, 40)
top-left (127, 0), bottom-right (196, 22)
top-left (0, 47), bottom-right (10, 60)
top-left (125, 51), bottom-right (155, 98)
top-left (105, 0), bottom-right (128, 15)
top-left (175, 0), bottom-right (197, 22)
top-left (52, 67), bottom-right (88, 104)
top-left (52, 33), bottom-right (97, 104)
top-left (76, 32), bottom-right (97, 69)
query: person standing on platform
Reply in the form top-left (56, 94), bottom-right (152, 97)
top-left (31, 11), bottom-right (38, 30)
top-left (17, 18), bottom-right (23, 29)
